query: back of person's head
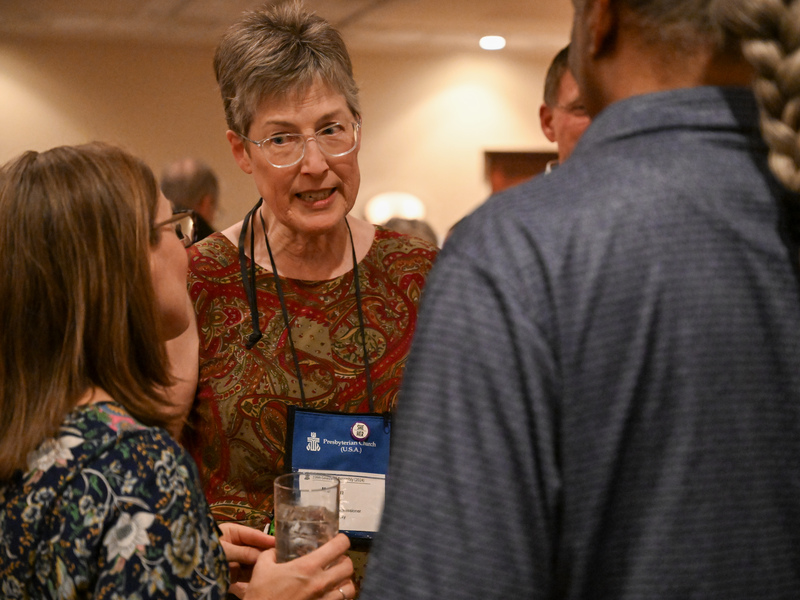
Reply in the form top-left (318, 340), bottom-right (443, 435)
top-left (0, 142), bottom-right (173, 481)
top-left (573, 0), bottom-right (800, 195)
top-left (382, 217), bottom-right (439, 246)
top-left (575, 0), bottom-right (717, 48)
top-left (543, 45), bottom-right (571, 108)
top-left (214, 0), bottom-right (360, 137)
top-left (160, 157), bottom-right (219, 212)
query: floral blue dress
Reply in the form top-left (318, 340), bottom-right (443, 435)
top-left (0, 401), bottom-right (229, 599)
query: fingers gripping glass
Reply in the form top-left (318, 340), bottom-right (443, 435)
top-left (238, 121), bottom-right (361, 168)
top-left (154, 209), bottom-right (199, 248)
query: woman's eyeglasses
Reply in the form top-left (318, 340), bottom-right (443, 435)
top-left (238, 121), bottom-right (360, 168)
top-left (153, 209), bottom-right (199, 248)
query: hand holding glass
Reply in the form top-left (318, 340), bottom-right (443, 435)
top-left (273, 473), bottom-right (340, 563)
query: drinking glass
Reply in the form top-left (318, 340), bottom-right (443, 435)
top-left (273, 472), bottom-right (340, 563)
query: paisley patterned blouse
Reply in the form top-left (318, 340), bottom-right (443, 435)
top-left (183, 226), bottom-right (437, 526)
top-left (0, 402), bottom-right (228, 599)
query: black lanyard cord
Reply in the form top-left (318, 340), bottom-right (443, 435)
top-left (259, 209), bottom-right (308, 405)
top-left (238, 199), bottom-right (263, 349)
top-left (345, 219), bottom-right (375, 412)
top-left (238, 197), bottom-right (374, 412)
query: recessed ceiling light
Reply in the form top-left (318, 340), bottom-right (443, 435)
top-left (479, 35), bottom-right (506, 51)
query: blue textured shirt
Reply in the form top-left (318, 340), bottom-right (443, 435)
top-left (361, 87), bottom-right (800, 599)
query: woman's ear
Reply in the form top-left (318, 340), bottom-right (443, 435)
top-left (227, 130), bottom-right (254, 175)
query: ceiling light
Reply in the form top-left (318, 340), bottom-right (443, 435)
top-left (479, 36), bottom-right (506, 51)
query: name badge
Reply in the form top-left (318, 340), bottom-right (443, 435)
top-left (285, 407), bottom-right (391, 541)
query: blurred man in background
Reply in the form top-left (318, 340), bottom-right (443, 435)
top-left (539, 45), bottom-right (591, 172)
top-left (161, 157), bottom-right (219, 240)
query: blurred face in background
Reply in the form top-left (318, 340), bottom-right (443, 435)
top-left (539, 69), bottom-right (592, 162)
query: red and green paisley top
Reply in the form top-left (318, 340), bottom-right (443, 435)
top-left (183, 226), bottom-right (437, 525)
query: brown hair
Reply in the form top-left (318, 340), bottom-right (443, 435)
top-left (214, 0), bottom-right (361, 137)
top-left (0, 142), bottom-right (174, 481)
top-left (543, 45), bottom-right (572, 107)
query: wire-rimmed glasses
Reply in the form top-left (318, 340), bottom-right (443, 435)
top-left (553, 100), bottom-right (589, 117)
top-left (154, 209), bottom-right (199, 248)
top-left (238, 121), bottom-right (361, 168)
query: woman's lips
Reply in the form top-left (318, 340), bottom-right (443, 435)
top-left (296, 188), bottom-right (335, 202)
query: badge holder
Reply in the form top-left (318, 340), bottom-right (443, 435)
top-left (240, 202), bottom-right (390, 550)
top-left (285, 406), bottom-right (391, 550)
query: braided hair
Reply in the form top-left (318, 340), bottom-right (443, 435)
top-left (712, 0), bottom-right (800, 192)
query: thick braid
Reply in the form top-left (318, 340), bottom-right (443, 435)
top-left (712, 0), bottom-right (800, 192)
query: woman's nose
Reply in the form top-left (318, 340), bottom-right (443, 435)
top-left (300, 137), bottom-right (329, 173)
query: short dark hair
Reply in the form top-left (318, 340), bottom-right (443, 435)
top-left (543, 45), bottom-right (571, 107)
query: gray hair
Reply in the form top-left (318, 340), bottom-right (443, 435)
top-left (625, 0), bottom-right (718, 45)
top-left (160, 157), bottom-right (219, 211)
top-left (711, 0), bottom-right (800, 192)
top-left (214, 0), bottom-right (361, 137)
top-left (382, 218), bottom-right (439, 246)
top-left (572, 0), bottom-right (718, 50)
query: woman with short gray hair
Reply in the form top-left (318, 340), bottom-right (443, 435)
top-left (179, 3), bottom-right (437, 595)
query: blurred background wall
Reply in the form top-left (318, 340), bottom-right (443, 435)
top-left (0, 26), bottom-right (568, 240)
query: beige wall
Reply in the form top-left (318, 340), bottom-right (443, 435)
top-left (0, 36), bottom-right (564, 240)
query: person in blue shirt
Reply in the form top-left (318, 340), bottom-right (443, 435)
top-left (361, 0), bottom-right (800, 598)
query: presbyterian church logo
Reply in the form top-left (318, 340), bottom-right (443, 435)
top-left (306, 432), bottom-right (321, 452)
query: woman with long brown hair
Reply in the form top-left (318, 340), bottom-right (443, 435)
top-left (0, 142), bottom-right (354, 599)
